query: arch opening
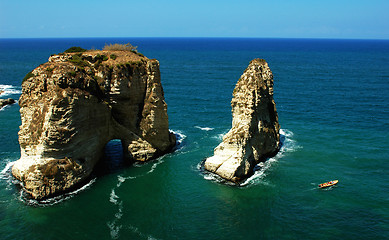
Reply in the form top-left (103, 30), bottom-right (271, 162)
top-left (94, 139), bottom-right (131, 175)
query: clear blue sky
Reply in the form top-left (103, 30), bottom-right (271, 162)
top-left (1, 0), bottom-right (388, 39)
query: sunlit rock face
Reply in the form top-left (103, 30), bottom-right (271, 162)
top-left (12, 50), bottom-right (176, 199)
top-left (204, 59), bottom-right (280, 182)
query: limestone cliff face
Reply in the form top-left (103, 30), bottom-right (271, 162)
top-left (12, 50), bottom-right (176, 199)
top-left (204, 59), bottom-right (280, 182)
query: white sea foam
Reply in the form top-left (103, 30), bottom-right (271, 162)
top-left (170, 129), bottom-right (186, 146)
top-left (107, 136), bottom-right (178, 239)
top-left (0, 84), bottom-right (22, 96)
top-left (280, 129), bottom-right (293, 138)
top-left (211, 129), bottom-right (229, 141)
top-left (211, 133), bottom-right (225, 141)
top-left (147, 160), bottom-right (163, 174)
top-left (0, 101), bottom-right (17, 111)
top-left (127, 225), bottom-right (160, 240)
top-left (202, 128), bottom-right (301, 186)
top-left (115, 130), bottom-right (187, 187)
top-left (240, 128), bottom-right (301, 186)
top-left (116, 175), bottom-right (137, 187)
top-left (203, 172), bottom-right (222, 182)
top-left (279, 129), bottom-right (302, 154)
top-left (194, 126), bottom-right (214, 131)
top-left (108, 185), bottom-right (124, 239)
top-left (107, 221), bottom-right (122, 240)
top-left (0, 161), bottom-right (17, 191)
top-left (0, 161), bottom-right (15, 176)
top-left (23, 178), bottom-right (96, 206)
top-left (240, 158), bottom-right (277, 186)
top-left (110, 189), bottom-right (119, 204)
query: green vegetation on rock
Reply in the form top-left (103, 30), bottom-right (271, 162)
top-left (67, 54), bottom-right (90, 68)
top-left (96, 54), bottom-right (109, 62)
top-left (64, 47), bottom-right (87, 53)
top-left (23, 71), bottom-right (35, 82)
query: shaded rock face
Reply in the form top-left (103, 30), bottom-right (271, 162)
top-left (12, 51), bottom-right (176, 199)
top-left (204, 59), bottom-right (280, 182)
top-left (0, 98), bottom-right (16, 109)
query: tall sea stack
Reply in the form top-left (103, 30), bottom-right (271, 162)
top-left (204, 59), bottom-right (280, 182)
top-left (12, 50), bottom-right (176, 199)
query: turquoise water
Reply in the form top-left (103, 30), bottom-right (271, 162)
top-left (0, 38), bottom-right (388, 239)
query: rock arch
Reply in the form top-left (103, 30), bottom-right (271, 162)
top-left (12, 50), bottom-right (176, 199)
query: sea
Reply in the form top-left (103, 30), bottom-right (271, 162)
top-left (0, 38), bottom-right (388, 240)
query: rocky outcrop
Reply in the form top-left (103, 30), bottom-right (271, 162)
top-left (12, 50), bottom-right (176, 199)
top-left (0, 98), bottom-right (16, 109)
top-left (204, 59), bottom-right (280, 182)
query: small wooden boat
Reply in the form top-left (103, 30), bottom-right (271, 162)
top-left (318, 180), bottom-right (338, 188)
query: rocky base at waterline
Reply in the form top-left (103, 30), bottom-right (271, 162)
top-left (12, 49), bottom-right (176, 199)
top-left (204, 59), bottom-right (280, 182)
top-left (0, 98), bottom-right (16, 109)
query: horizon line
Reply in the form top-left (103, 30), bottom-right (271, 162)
top-left (0, 36), bottom-right (388, 41)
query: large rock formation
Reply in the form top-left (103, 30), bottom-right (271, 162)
top-left (204, 59), bottom-right (280, 182)
top-left (12, 50), bottom-right (176, 199)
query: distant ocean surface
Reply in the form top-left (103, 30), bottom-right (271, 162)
top-left (0, 38), bottom-right (388, 240)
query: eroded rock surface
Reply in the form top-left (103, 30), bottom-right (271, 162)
top-left (0, 98), bottom-right (15, 109)
top-left (12, 50), bottom-right (176, 199)
top-left (204, 59), bottom-right (280, 182)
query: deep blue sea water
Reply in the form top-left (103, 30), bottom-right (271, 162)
top-left (0, 38), bottom-right (388, 239)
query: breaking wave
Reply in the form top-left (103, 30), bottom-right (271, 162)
top-left (0, 84), bottom-right (22, 96)
top-left (0, 161), bottom-right (15, 176)
top-left (0, 159), bottom-right (96, 206)
top-left (0, 129), bottom-right (187, 206)
top-left (241, 129), bottom-right (301, 186)
top-left (211, 133), bottom-right (225, 141)
top-left (201, 128), bottom-right (301, 186)
top-left (170, 129), bottom-right (186, 149)
top-left (194, 126), bottom-right (214, 131)
top-left (23, 178), bottom-right (96, 207)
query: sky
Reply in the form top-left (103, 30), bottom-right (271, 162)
top-left (0, 0), bottom-right (388, 39)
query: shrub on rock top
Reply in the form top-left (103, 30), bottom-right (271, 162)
top-left (103, 43), bottom-right (138, 52)
top-left (64, 47), bottom-right (87, 53)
